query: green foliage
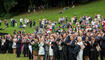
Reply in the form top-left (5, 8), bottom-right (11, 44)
top-left (3, 0), bottom-right (18, 13)
top-left (77, 0), bottom-right (89, 3)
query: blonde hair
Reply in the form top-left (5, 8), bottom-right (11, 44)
top-left (78, 36), bottom-right (82, 42)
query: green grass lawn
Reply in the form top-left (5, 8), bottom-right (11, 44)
top-left (0, 54), bottom-right (28, 60)
top-left (0, 54), bottom-right (103, 60)
top-left (0, 0), bottom-right (105, 34)
top-left (0, 54), bottom-right (42, 60)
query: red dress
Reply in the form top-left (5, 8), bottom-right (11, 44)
top-left (103, 21), bottom-right (105, 31)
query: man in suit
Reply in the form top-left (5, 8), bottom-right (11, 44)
top-left (5, 35), bottom-right (9, 53)
top-left (0, 37), bottom-right (1, 53)
top-left (66, 16), bottom-right (68, 24)
top-left (12, 19), bottom-right (15, 27)
top-left (16, 36), bottom-right (22, 57)
top-left (67, 35), bottom-right (76, 60)
top-left (44, 40), bottom-right (50, 60)
top-left (28, 36), bottom-right (34, 60)
top-left (52, 39), bottom-right (59, 60)
top-left (100, 32), bottom-right (105, 60)
top-left (23, 37), bottom-right (29, 57)
top-left (8, 37), bottom-right (13, 53)
top-left (33, 20), bottom-right (36, 27)
top-left (61, 34), bottom-right (69, 60)
top-left (29, 20), bottom-right (32, 27)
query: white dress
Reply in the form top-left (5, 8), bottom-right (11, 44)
top-left (38, 42), bottom-right (45, 55)
top-left (12, 39), bottom-right (17, 49)
top-left (49, 42), bottom-right (53, 56)
top-left (77, 41), bottom-right (85, 60)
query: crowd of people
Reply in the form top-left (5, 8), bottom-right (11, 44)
top-left (0, 14), bottom-right (105, 60)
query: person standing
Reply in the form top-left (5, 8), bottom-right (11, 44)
top-left (28, 36), bottom-right (34, 60)
top-left (23, 37), bottom-right (29, 57)
top-left (66, 16), bottom-right (68, 24)
top-left (8, 36), bottom-right (13, 53)
top-left (83, 36), bottom-right (90, 60)
top-left (67, 35), bottom-right (76, 60)
top-left (20, 18), bottom-right (23, 27)
top-left (33, 20), bottom-right (36, 27)
top-left (5, 20), bottom-right (8, 28)
top-left (13, 19), bottom-right (15, 27)
top-left (61, 34), bottom-right (69, 60)
top-left (0, 36), bottom-right (1, 53)
top-left (1, 37), bottom-right (6, 53)
top-left (38, 36), bottom-right (45, 60)
top-left (52, 37), bottom-right (59, 60)
top-left (11, 18), bottom-right (13, 26)
top-left (12, 35), bottom-right (17, 54)
top-left (44, 38), bottom-right (50, 60)
top-left (102, 20), bottom-right (105, 32)
top-left (101, 32), bottom-right (105, 60)
top-left (77, 36), bottom-right (85, 60)
top-left (30, 20), bottom-right (32, 27)
top-left (89, 36), bottom-right (98, 60)
top-left (15, 20), bottom-right (17, 27)
top-left (16, 36), bottom-right (22, 57)
top-left (32, 38), bottom-right (39, 60)
top-left (57, 38), bottom-right (63, 60)
top-left (5, 35), bottom-right (9, 53)
top-left (0, 19), bottom-right (2, 26)
top-left (49, 36), bottom-right (54, 60)
top-left (39, 20), bottom-right (41, 28)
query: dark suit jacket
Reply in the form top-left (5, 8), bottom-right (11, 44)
top-left (16, 39), bottom-right (21, 48)
top-left (0, 39), bottom-right (1, 50)
top-left (52, 42), bottom-right (58, 52)
top-left (102, 34), bottom-right (105, 48)
top-left (68, 40), bottom-right (76, 53)
top-left (65, 35), bottom-right (70, 43)
top-left (72, 45), bottom-right (81, 57)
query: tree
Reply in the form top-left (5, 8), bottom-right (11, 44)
top-left (3, 0), bottom-right (18, 13)
top-left (77, 0), bottom-right (89, 3)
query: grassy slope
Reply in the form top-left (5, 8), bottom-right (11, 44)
top-left (0, 0), bottom-right (105, 34)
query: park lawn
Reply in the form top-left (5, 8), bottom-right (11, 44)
top-left (0, 53), bottom-right (103, 60)
top-left (0, 0), bottom-right (105, 34)
top-left (0, 54), bottom-right (43, 60)
top-left (0, 54), bottom-right (28, 60)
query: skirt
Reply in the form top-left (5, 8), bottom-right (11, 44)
top-left (49, 48), bottom-right (53, 56)
top-left (33, 50), bottom-right (38, 56)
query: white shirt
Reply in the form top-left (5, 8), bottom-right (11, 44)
top-left (20, 18), bottom-right (23, 23)
top-left (11, 18), bottom-right (13, 21)
top-left (91, 21), bottom-right (95, 25)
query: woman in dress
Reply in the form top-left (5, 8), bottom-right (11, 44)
top-left (38, 36), bottom-right (45, 60)
top-left (83, 36), bottom-right (90, 60)
top-left (12, 35), bottom-right (17, 54)
top-left (89, 36), bottom-right (98, 60)
top-left (32, 38), bottom-right (39, 60)
top-left (77, 36), bottom-right (85, 60)
top-left (49, 36), bottom-right (54, 60)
